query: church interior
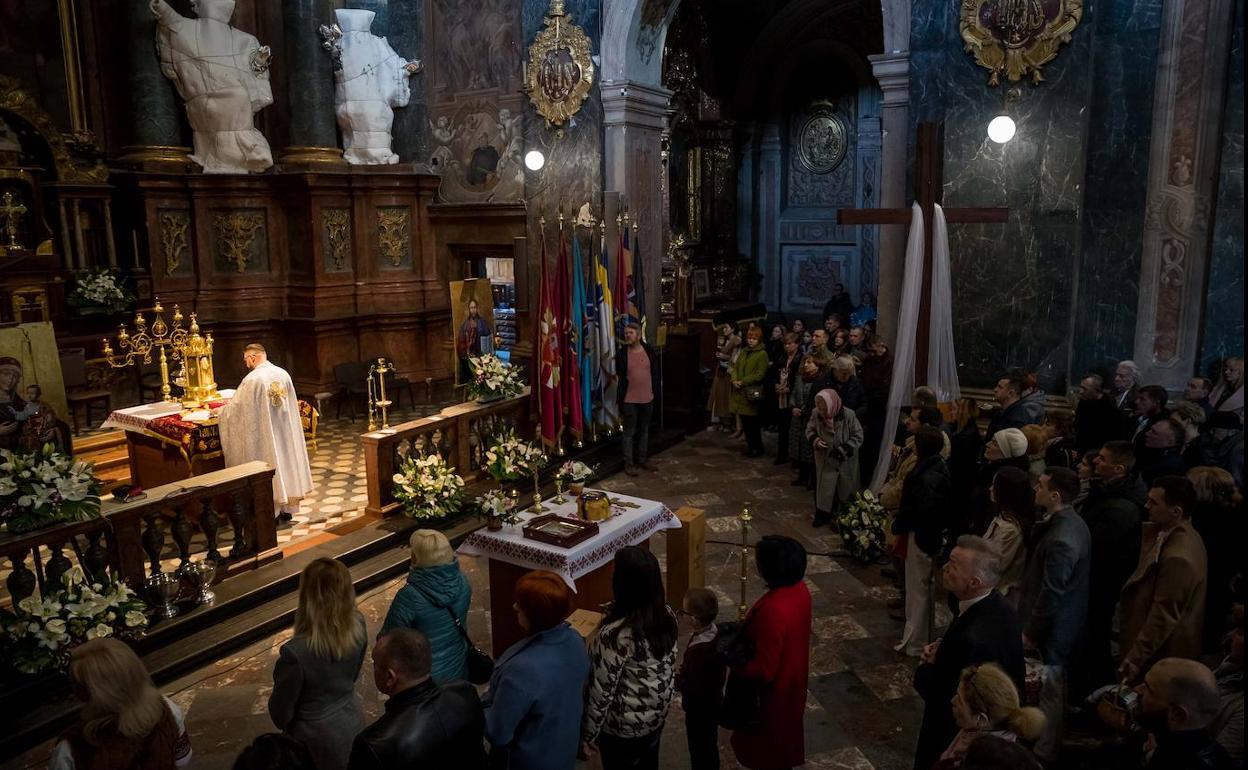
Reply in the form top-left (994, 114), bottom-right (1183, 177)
top-left (0, 0), bottom-right (1243, 768)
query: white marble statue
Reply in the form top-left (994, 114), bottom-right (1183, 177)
top-left (320, 9), bottom-right (422, 165)
top-left (151, 0), bottom-right (274, 174)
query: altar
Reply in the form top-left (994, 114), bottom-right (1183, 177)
top-left (101, 401), bottom-right (226, 489)
top-left (457, 491), bottom-right (681, 655)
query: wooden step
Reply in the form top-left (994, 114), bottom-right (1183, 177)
top-left (72, 430), bottom-right (126, 455)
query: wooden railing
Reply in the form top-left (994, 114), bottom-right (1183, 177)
top-left (362, 388), bottom-right (532, 517)
top-left (1, 462), bottom-right (276, 607)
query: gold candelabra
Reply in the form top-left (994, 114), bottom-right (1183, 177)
top-left (738, 504), bottom-right (752, 620)
top-left (368, 357), bottom-right (396, 432)
top-left (102, 299), bottom-right (189, 404)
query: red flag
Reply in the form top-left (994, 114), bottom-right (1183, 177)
top-left (557, 229), bottom-right (583, 441)
top-left (537, 230), bottom-right (562, 450)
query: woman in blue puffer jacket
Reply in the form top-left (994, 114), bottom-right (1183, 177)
top-left (379, 529), bottom-right (472, 683)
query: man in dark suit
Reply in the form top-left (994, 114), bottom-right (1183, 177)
top-left (1074, 373), bottom-right (1130, 452)
top-left (1132, 385), bottom-right (1171, 469)
top-left (985, 372), bottom-right (1039, 440)
top-left (348, 629), bottom-right (486, 770)
top-left (912, 535), bottom-right (1025, 770)
top-left (1019, 467), bottom-right (1092, 764)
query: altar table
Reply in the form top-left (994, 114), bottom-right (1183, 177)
top-left (457, 491), bottom-right (680, 655)
top-left (101, 402), bottom-right (225, 489)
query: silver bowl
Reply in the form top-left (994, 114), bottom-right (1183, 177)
top-left (145, 572), bottom-right (181, 619)
top-left (183, 560), bottom-right (218, 605)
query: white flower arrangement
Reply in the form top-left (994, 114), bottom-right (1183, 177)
top-left (484, 429), bottom-right (546, 482)
top-left (0, 565), bottom-right (149, 674)
top-left (466, 354), bottom-right (525, 401)
top-left (556, 460), bottom-right (595, 483)
top-left (834, 489), bottom-right (888, 564)
top-left (391, 453), bottom-right (466, 520)
top-left (474, 489), bottom-right (521, 526)
top-left (0, 444), bottom-right (102, 534)
top-left (67, 267), bottom-right (133, 314)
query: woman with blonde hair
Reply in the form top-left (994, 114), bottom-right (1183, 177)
top-left (51, 638), bottom-right (192, 770)
top-left (1188, 466), bottom-right (1244, 650)
top-left (936, 663), bottom-right (1044, 768)
top-left (380, 528), bottom-right (473, 683)
top-left (268, 557), bottom-right (367, 770)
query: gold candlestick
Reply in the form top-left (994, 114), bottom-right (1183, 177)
top-left (102, 298), bottom-right (187, 404)
top-left (738, 504), bottom-right (752, 620)
top-left (554, 477), bottom-right (566, 505)
top-left (369, 357), bottom-right (396, 433)
top-left (531, 471), bottom-right (546, 512)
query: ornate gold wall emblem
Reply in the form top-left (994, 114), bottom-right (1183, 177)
top-left (797, 102), bottom-right (848, 174)
top-left (960, 0), bottom-right (1083, 86)
top-left (213, 211), bottom-right (265, 273)
top-left (523, 0), bottom-right (595, 128)
top-left (321, 208), bottom-right (351, 270)
top-left (376, 207), bottom-right (410, 267)
top-left (159, 210), bottom-right (190, 276)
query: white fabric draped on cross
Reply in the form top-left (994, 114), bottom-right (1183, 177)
top-left (868, 203), bottom-right (962, 492)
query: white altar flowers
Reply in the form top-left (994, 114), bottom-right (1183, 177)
top-left (834, 489), bottom-right (888, 564)
top-left (466, 354), bottom-right (526, 402)
top-left (0, 444), bottom-right (101, 534)
top-left (392, 453), bottom-right (466, 520)
top-left (0, 566), bottom-right (149, 674)
top-left (555, 460), bottom-right (595, 484)
top-left (67, 268), bottom-right (133, 315)
top-left (484, 429), bottom-right (545, 482)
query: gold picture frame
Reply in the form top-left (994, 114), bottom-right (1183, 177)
top-left (959, 0), bottom-right (1083, 86)
top-left (523, 0), bottom-right (595, 129)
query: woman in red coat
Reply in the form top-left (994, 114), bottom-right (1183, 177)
top-left (730, 535), bottom-right (813, 770)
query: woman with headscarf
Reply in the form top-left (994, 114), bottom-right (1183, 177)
top-left (805, 388), bottom-right (864, 528)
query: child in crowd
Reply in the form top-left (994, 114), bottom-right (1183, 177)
top-left (677, 588), bottom-right (727, 770)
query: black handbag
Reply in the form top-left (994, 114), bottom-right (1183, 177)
top-left (715, 620), bottom-right (764, 731)
top-left (744, 384), bottom-right (764, 403)
top-left (414, 585), bottom-right (494, 685)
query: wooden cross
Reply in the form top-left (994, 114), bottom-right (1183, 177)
top-left (837, 122), bottom-right (1009, 384)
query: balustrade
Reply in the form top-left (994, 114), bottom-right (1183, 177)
top-left (0, 461), bottom-right (276, 609)
top-left (362, 388), bottom-right (531, 517)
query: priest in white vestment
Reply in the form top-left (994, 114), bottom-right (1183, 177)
top-left (218, 344), bottom-right (313, 522)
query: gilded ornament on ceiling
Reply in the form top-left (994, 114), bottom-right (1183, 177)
top-left (523, 0), bottom-right (595, 129)
top-left (959, 0), bottom-right (1083, 86)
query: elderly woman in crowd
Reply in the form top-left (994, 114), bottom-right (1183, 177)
top-left (935, 663), bottom-right (1044, 769)
top-left (789, 354), bottom-right (825, 490)
top-left (380, 529), bottom-right (472, 683)
top-left (729, 535), bottom-right (812, 770)
top-left (485, 570), bottom-right (590, 770)
top-left (269, 558), bottom-right (368, 770)
top-left (51, 638), bottom-right (192, 770)
top-left (806, 388), bottom-right (863, 528)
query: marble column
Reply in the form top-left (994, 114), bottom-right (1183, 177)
top-left (756, 123), bottom-right (782, 310)
top-left (388, 0), bottom-right (427, 164)
top-left (869, 52), bottom-right (910, 345)
top-left (117, 0), bottom-right (187, 165)
top-left (280, 0), bottom-right (343, 166)
top-left (603, 79), bottom-right (672, 340)
top-left (1132, 0), bottom-right (1236, 389)
top-left (856, 115), bottom-right (883, 303)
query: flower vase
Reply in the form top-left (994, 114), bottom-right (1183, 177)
top-left (487, 514), bottom-right (504, 531)
top-left (568, 482), bottom-right (584, 497)
top-left (476, 391), bottom-right (505, 404)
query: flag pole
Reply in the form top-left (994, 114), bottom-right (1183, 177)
top-left (556, 207), bottom-right (565, 456)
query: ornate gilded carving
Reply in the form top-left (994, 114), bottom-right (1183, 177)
top-left (212, 211), bottom-right (265, 273)
top-left (321, 208), bottom-right (351, 270)
top-left (376, 207), bottom-right (410, 267)
top-left (0, 75), bottom-right (109, 183)
top-left (797, 102), bottom-right (848, 174)
top-left (523, 0), bottom-right (595, 129)
top-left (159, 210), bottom-right (190, 276)
top-left (959, 0), bottom-right (1083, 86)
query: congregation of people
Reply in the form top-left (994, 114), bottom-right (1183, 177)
top-left (46, 280), bottom-right (1244, 770)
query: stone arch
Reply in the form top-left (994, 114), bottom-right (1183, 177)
top-left (601, 0), bottom-right (683, 87)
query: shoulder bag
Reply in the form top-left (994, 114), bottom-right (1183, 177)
top-left (714, 619), bottom-right (765, 731)
top-left (414, 584), bottom-right (494, 685)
